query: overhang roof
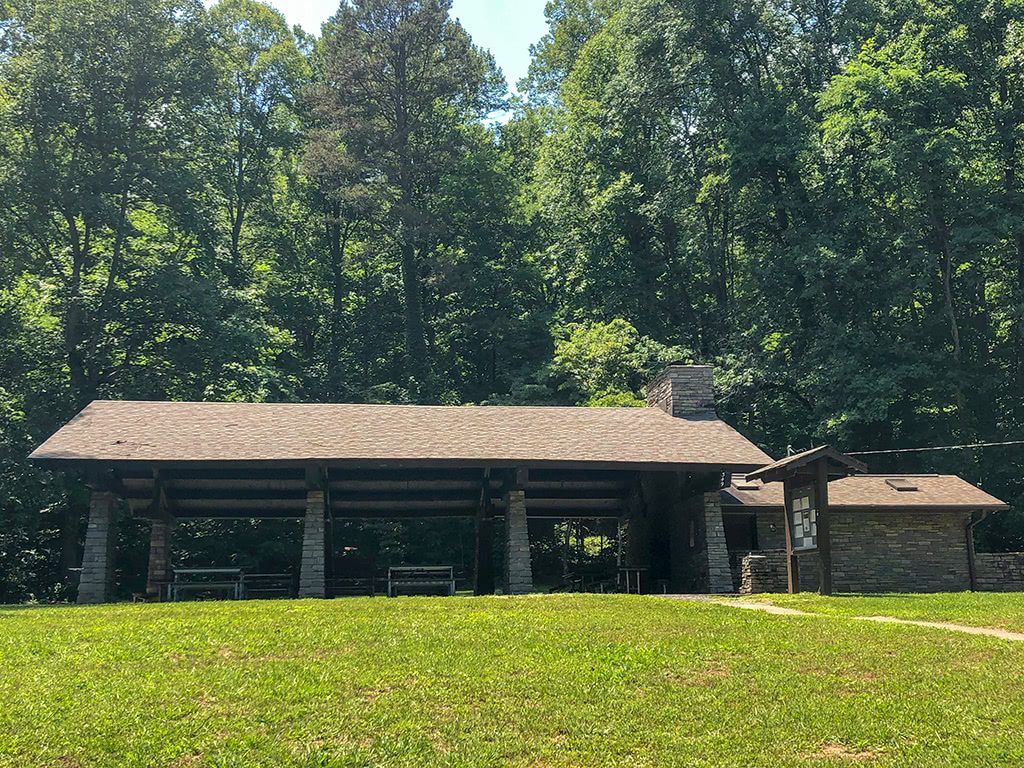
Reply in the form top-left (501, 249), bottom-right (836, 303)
top-left (29, 400), bottom-right (774, 471)
top-left (721, 475), bottom-right (1008, 511)
top-left (745, 444), bottom-right (867, 483)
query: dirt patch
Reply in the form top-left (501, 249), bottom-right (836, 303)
top-left (665, 596), bottom-right (1024, 642)
top-left (359, 685), bottom-right (393, 703)
top-left (805, 743), bottom-right (880, 762)
top-left (666, 662), bottom-right (732, 688)
top-left (859, 616), bottom-right (1024, 642)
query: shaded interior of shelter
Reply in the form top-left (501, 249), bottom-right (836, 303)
top-left (119, 463), bottom-right (731, 597)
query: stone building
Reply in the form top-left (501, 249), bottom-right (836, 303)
top-left (29, 364), bottom-right (1011, 602)
top-left (721, 475), bottom-right (1009, 593)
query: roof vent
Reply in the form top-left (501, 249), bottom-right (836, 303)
top-left (735, 483), bottom-right (760, 491)
top-left (885, 478), bottom-right (918, 492)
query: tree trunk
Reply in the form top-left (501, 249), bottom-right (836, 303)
top-left (327, 203), bottom-right (351, 399)
top-left (400, 235), bottom-right (430, 400)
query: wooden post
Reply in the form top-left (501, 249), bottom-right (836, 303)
top-left (816, 459), bottom-right (833, 596)
top-left (474, 469), bottom-right (495, 595)
top-left (782, 479), bottom-right (799, 594)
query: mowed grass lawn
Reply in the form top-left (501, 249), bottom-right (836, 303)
top-left (2, 595), bottom-right (1024, 767)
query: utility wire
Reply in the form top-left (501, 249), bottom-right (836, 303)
top-left (847, 439), bottom-right (1024, 456)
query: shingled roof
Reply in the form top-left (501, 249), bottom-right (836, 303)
top-left (30, 400), bottom-right (773, 470)
top-left (722, 475), bottom-right (1008, 511)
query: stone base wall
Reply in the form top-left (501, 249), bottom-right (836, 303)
top-left (737, 551), bottom-right (819, 594)
top-left (701, 492), bottom-right (734, 593)
top-left (146, 517), bottom-right (174, 600)
top-left (739, 552), bottom-right (787, 594)
top-left (975, 553), bottom-right (1024, 592)
top-left (755, 511), bottom-right (786, 550)
top-left (78, 492), bottom-right (119, 604)
top-left (736, 510), bottom-right (972, 593)
top-left (831, 510), bottom-right (970, 592)
top-left (505, 490), bottom-right (534, 594)
top-left (298, 491), bottom-right (326, 598)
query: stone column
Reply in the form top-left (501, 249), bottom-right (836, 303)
top-left (298, 490), bottom-right (326, 598)
top-left (702, 491), bottom-right (734, 593)
top-left (504, 489), bottom-right (534, 594)
top-left (77, 491), bottom-right (119, 604)
top-left (145, 516), bottom-right (174, 601)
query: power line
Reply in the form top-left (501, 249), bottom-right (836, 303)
top-left (847, 439), bottom-right (1024, 457)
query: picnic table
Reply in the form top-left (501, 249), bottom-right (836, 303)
top-left (387, 566), bottom-right (456, 597)
top-left (618, 566), bottom-right (648, 594)
top-left (170, 568), bottom-right (245, 601)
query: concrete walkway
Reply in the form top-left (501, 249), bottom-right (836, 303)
top-left (660, 595), bottom-right (1024, 641)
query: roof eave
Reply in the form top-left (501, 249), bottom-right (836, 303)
top-left (29, 456), bottom-right (769, 474)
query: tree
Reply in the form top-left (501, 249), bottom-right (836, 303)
top-left (313, 0), bottom-right (504, 400)
top-left (207, 0), bottom-right (309, 284)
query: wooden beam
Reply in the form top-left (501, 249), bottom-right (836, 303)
top-left (332, 498), bottom-right (477, 511)
top-left (331, 479), bottom-right (492, 492)
top-left (174, 498), bottom-right (306, 511)
top-left (124, 478), bottom-right (306, 492)
top-left (525, 480), bottom-right (629, 492)
top-left (783, 479), bottom-right (799, 594)
top-left (816, 458), bottom-right (833, 596)
top-left (509, 497), bottom-right (623, 511)
top-left (475, 468), bottom-right (495, 595)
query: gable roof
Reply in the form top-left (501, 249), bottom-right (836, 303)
top-left (29, 400), bottom-right (774, 470)
top-left (745, 445), bottom-right (867, 483)
top-left (722, 475), bottom-right (1008, 511)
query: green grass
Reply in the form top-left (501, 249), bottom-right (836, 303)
top-left (736, 591), bottom-right (1024, 632)
top-left (2, 595), bottom-right (1024, 767)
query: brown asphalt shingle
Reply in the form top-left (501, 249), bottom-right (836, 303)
top-left (29, 400), bottom-right (774, 469)
top-left (722, 475), bottom-right (1008, 510)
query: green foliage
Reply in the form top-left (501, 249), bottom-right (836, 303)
top-left (550, 318), bottom-right (684, 404)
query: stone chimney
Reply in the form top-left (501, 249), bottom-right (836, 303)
top-left (646, 364), bottom-right (716, 419)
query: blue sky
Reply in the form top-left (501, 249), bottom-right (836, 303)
top-left (237, 0), bottom-right (550, 93)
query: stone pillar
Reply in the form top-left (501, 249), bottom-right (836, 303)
top-left (504, 489), bottom-right (534, 595)
top-left (702, 491), bottom-right (734, 593)
top-left (740, 554), bottom-right (769, 594)
top-left (299, 490), bottom-right (326, 598)
top-left (77, 491), bottom-right (119, 604)
top-left (145, 516), bottom-right (174, 601)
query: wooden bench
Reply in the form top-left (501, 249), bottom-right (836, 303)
top-left (387, 566), bottom-right (455, 597)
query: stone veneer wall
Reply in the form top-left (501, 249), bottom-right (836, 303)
top-left (505, 489), bottom-right (534, 594)
top-left (974, 553), bottom-right (1024, 592)
top-left (701, 492), bottom-right (734, 593)
top-left (298, 490), bottom-right (326, 598)
top-left (737, 510), bottom-right (972, 593)
top-left (831, 510), bottom-right (971, 592)
top-left (645, 365), bottom-right (715, 418)
top-left (740, 551), bottom-right (788, 594)
top-left (78, 491), bottom-right (119, 604)
top-left (146, 516), bottom-right (174, 600)
top-left (755, 511), bottom-right (786, 550)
